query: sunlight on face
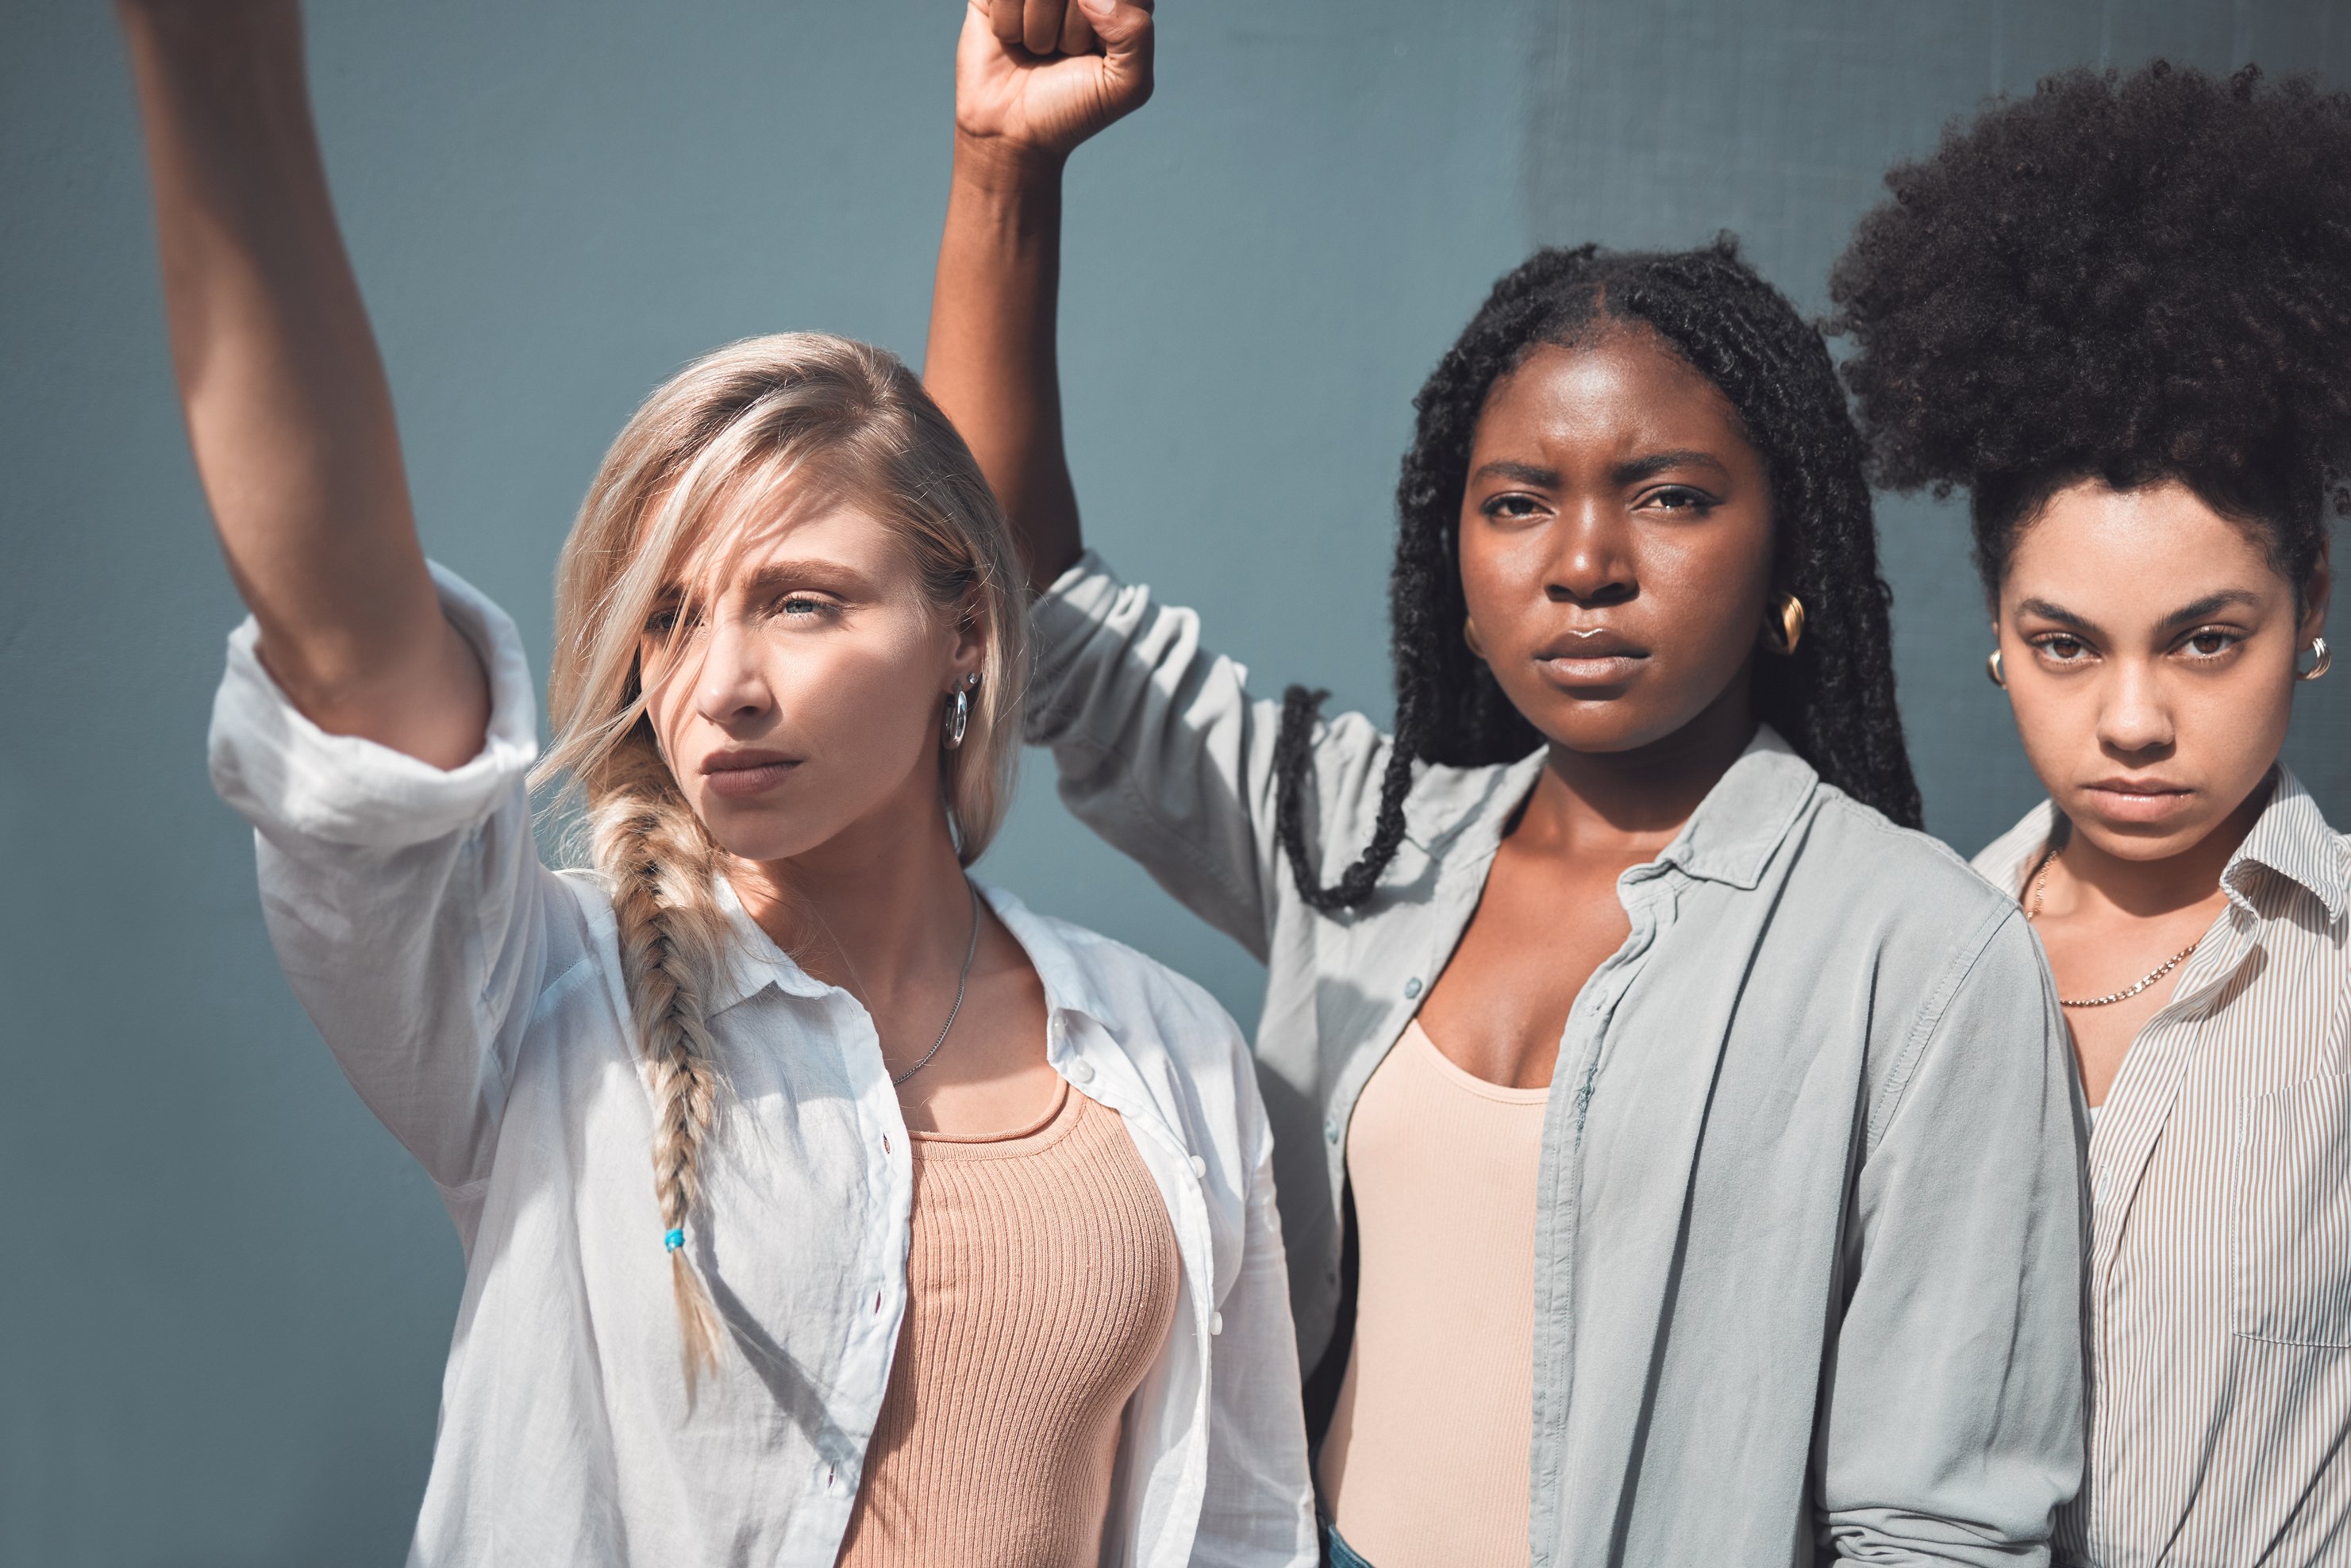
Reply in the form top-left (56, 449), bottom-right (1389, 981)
top-left (637, 496), bottom-right (979, 866)
top-left (1998, 478), bottom-right (2324, 861)
top-left (1456, 332), bottom-right (1777, 757)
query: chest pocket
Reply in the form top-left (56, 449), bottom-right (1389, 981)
top-left (2232, 1070), bottom-right (2351, 1347)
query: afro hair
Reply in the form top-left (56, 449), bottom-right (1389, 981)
top-left (1829, 61), bottom-right (2351, 597)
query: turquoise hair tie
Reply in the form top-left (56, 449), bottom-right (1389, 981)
top-left (664, 1228), bottom-right (685, 1253)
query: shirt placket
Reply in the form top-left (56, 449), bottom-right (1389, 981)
top-left (1527, 866), bottom-right (1675, 1565)
top-left (2080, 900), bottom-right (2258, 1562)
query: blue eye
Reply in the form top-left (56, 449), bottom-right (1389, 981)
top-left (771, 594), bottom-right (842, 622)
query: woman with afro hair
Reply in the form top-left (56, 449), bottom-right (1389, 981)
top-left (1833, 59), bottom-right (2351, 1567)
top-left (923, 2), bottom-right (2088, 1563)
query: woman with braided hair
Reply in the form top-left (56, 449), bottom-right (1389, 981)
top-left (929, 2), bottom-right (2084, 1563)
top-left (121, 2), bottom-right (1315, 1563)
top-left (1833, 60), bottom-right (2351, 1566)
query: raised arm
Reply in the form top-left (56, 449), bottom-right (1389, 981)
top-left (121, 0), bottom-right (484, 767)
top-left (923, 0), bottom-right (1153, 594)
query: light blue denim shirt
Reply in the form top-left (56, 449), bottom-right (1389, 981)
top-left (1027, 554), bottom-right (2088, 1566)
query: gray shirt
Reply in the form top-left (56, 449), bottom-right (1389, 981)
top-left (1027, 555), bottom-right (2087, 1566)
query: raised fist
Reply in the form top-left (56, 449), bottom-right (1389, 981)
top-left (955, 0), bottom-right (1154, 163)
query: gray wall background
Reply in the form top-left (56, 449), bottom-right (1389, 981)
top-left (3, 1), bottom-right (2344, 1561)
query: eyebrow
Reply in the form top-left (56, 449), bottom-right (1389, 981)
top-left (2015, 590), bottom-right (2266, 635)
top-left (1468, 450), bottom-right (1732, 490)
top-left (1470, 459), bottom-right (1560, 487)
top-left (1610, 449), bottom-right (1730, 486)
top-left (2157, 590), bottom-right (2264, 626)
top-left (656, 557), bottom-right (875, 604)
top-left (2014, 597), bottom-right (2096, 632)
top-left (739, 559), bottom-right (872, 597)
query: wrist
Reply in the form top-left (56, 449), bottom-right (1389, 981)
top-left (950, 129), bottom-right (1069, 196)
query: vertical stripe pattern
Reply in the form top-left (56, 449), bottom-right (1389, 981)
top-left (835, 1084), bottom-right (1180, 1568)
top-left (1977, 768), bottom-right (2351, 1566)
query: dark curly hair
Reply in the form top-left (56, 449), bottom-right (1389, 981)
top-left (1274, 237), bottom-right (1922, 914)
top-left (1830, 62), bottom-right (2351, 601)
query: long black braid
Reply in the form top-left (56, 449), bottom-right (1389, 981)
top-left (1276, 236), bottom-right (1922, 914)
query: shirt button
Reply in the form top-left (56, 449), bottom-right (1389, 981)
top-left (1210, 1311), bottom-right (1224, 1335)
top-left (1067, 1059), bottom-right (1095, 1085)
top-left (1324, 1117), bottom-right (1341, 1144)
top-left (1189, 1155), bottom-right (1208, 1178)
top-left (1403, 977), bottom-right (1423, 998)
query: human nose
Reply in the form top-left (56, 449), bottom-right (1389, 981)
top-left (691, 613), bottom-right (775, 732)
top-left (1546, 500), bottom-right (1636, 608)
top-left (2097, 655), bottom-right (2175, 759)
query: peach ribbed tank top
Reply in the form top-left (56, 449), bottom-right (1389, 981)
top-left (836, 1081), bottom-right (1178, 1568)
top-left (1317, 1019), bottom-right (1549, 1568)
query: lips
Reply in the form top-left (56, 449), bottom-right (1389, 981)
top-left (700, 748), bottom-right (801, 800)
top-left (2078, 778), bottom-right (2195, 825)
top-left (1533, 626), bottom-right (1648, 686)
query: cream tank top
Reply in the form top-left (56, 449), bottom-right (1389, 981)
top-left (1317, 1019), bottom-right (1549, 1568)
top-left (836, 1082), bottom-right (1179, 1568)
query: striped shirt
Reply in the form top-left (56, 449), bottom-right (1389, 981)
top-left (1977, 768), bottom-right (2351, 1566)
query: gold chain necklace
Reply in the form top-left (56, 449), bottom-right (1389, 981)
top-left (2026, 847), bottom-right (2200, 1009)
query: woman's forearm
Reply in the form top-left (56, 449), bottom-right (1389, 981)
top-left (924, 136), bottom-right (1085, 594)
top-left (121, 0), bottom-right (484, 766)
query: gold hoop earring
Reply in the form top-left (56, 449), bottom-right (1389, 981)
top-left (1986, 649), bottom-right (2007, 689)
top-left (1762, 592), bottom-right (1806, 655)
top-left (1464, 617), bottom-right (1486, 660)
top-left (2297, 636), bottom-right (2332, 682)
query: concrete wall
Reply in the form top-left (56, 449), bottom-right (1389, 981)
top-left (2, 1), bottom-right (2341, 1560)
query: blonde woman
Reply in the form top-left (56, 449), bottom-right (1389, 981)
top-left (120, 3), bottom-right (1313, 1563)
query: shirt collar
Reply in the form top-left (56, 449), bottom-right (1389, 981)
top-left (1981, 767), bottom-right (2345, 928)
top-left (1649, 725), bottom-right (1821, 890)
top-left (2222, 766), bottom-right (2347, 926)
top-left (705, 874), bottom-right (1120, 1028)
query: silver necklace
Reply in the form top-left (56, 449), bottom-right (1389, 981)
top-left (890, 879), bottom-right (983, 1086)
top-left (2026, 847), bottom-right (2200, 1009)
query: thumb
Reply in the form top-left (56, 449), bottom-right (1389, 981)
top-left (1075, 0), bottom-right (1152, 61)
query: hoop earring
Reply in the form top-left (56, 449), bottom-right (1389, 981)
top-left (2297, 636), bottom-right (2332, 682)
top-left (1761, 592), bottom-right (1806, 656)
top-left (1464, 617), bottom-right (1486, 660)
top-left (1986, 649), bottom-right (2007, 689)
top-left (943, 672), bottom-right (978, 750)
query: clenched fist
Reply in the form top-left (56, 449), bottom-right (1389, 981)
top-left (955, 0), bottom-right (1154, 163)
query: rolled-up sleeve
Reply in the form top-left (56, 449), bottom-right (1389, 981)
top-left (1029, 552), bottom-right (1391, 963)
top-left (1821, 906), bottom-right (2088, 1563)
top-left (207, 563), bottom-right (550, 1211)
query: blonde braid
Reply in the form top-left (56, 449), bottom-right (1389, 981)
top-left (538, 332), bottom-right (1038, 1397)
top-left (590, 740), bottom-right (733, 1393)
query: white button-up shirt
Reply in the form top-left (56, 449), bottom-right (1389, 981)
top-left (206, 566), bottom-right (1315, 1568)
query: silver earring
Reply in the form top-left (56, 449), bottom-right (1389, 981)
top-left (1986, 649), bottom-right (2007, 689)
top-left (2298, 636), bottom-right (2332, 682)
top-left (944, 673), bottom-right (978, 749)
